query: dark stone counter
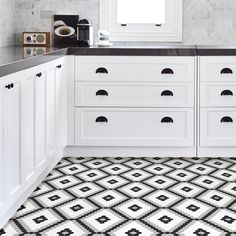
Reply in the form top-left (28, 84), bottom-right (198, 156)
top-left (1, 45), bottom-right (236, 78)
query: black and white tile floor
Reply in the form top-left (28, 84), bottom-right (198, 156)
top-left (1, 157), bottom-right (236, 236)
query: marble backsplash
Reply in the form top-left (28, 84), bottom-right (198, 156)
top-left (3, 0), bottom-right (236, 46)
top-left (0, 0), bottom-right (16, 47)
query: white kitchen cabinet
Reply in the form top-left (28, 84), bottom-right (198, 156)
top-left (75, 108), bottom-right (194, 147)
top-left (0, 57), bottom-right (68, 229)
top-left (75, 82), bottom-right (194, 108)
top-left (35, 72), bottom-right (47, 169)
top-left (4, 80), bottom-right (21, 201)
top-left (75, 56), bottom-right (195, 82)
top-left (199, 56), bottom-right (236, 156)
top-left (21, 75), bottom-right (35, 184)
top-left (46, 67), bottom-right (56, 159)
top-left (56, 62), bottom-right (67, 149)
top-left (0, 82), bottom-right (5, 212)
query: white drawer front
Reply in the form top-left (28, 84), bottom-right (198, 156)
top-left (75, 56), bottom-right (195, 82)
top-left (200, 108), bottom-right (236, 146)
top-left (200, 83), bottom-right (236, 107)
top-left (200, 57), bottom-right (236, 82)
top-left (75, 82), bottom-right (194, 107)
top-left (75, 108), bottom-right (194, 147)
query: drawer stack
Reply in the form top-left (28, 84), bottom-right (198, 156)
top-left (200, 57), bottom-right (236, 146)
top-left (75, 56), bottom-right (195, 147)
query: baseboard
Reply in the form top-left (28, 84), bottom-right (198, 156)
top-left (198, 147), bottom-right (236, 157)
top-left (64, 146), bottom-right (197, 158)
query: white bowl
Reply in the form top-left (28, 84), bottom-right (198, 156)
top-left (55, 26), bottom-right (75, 37)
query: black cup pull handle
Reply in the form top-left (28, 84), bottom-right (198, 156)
top-left (96, 90), bottom-right (109, 96)
top-left (161, 117), bottom-right (174, 123)
top-left (5, 83), bottom-right (14, 89)
top-left (96, 67), bottom-right (108, 74)
top-left (161, 90), bottom-right (174, 96)
top-left (221, 68), bottom-right (233, 74)
top-left (56, 65), bottom-right (62, 69)
top-left (161, 68), bottom-right (174, 75)
top-left (221, 116), bottom-right (233, 123)
top-left (221, 90), bottom-right (233, 96)
top-left (36, 72), bottom-right (42, 77)
top-left (96, 116), bottom-right (108, 123)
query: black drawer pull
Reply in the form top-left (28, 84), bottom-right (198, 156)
top-left (221, 90), bottom-right (233, 96)
top-left (56, 65), bottom-right (62, 69)
top-left (221, 68), bottom-right (233, 74)
top-left (5, 83), bottom-right (14, 89)
top-left (161, 117), bottom-right (174, 123)
top-left (96, 67), bottom-right (108, 74)
top-left (161, 68), bottom-right (174, 75)
top-left (96, 90), bottom-right (108, 96)
top-left (96, 116), bottom-right (108, 123)
top-left (221, 116), bottom-right (233, 123)
top-left (161, 90), bottom-right (174, 96)
top-left (36, 72), bottom-right (42, 77)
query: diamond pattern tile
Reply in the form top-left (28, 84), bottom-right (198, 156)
top-left (1, 157), bottom-right (236, 235)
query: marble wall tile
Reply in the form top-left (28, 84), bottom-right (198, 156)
top-left (0, 0), bottom-right (16, 47)
top-left (2, 0), bottom-right (236, 46)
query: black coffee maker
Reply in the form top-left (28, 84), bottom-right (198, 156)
top-left (77, 19), bottom-right (93, 47)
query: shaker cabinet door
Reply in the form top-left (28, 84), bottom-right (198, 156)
top-left (4, 81), bottom-right (21, 199)
top-left (35, 72), bottom-right (47, 169)
top-left (0, 83), bottom-right (5, 211)
top-left (46, 68), bottom-right (56, 158)
top-left (21, 75), bottom-right (35, 183)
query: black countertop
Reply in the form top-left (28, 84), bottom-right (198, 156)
top-left (1, 45), bottom-right (236, 78)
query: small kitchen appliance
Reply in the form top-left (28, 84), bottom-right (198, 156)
top-left (22, 32), bottom-right (50, 46)
top-left (77, 19), bottom-right (93, 47)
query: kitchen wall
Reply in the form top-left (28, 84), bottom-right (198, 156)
top-left (0, 0), bottom-right (16, 47)
top-left (13, 0), bottom-right (236, 45)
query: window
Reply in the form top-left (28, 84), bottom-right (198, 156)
top-left (100, 0), bottom-right (182, 42)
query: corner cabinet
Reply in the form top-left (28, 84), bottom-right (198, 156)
top-left (0, 57), bottom-right (67, 228)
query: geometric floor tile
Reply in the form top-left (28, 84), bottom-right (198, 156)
top-left (170, 182), bottom-right (205, 198)
top-left (144, 175), bottom-right (177, 189)
top-left (192, 176), bottom-right (224, 189)
top-left (81, 209), bottom-right (124, 232)
top-left (166, 169), bottom-right (197, 182)
top-left (41, 220), bottom-right (89, 235)
top-left (97, 175), bottom-right (130, 189)
top-left (114, 199), bottom-right (153, 219)
top-left (16, 209), bottom-right (62, 232)
top-left (144, 209), bottom-right (186, 232)
top-left (173, 199), bottom-right (214, 219)
top-left (56, 198), bottom-right (97, 219)
top-left (90, 190), bottom-right (128, 208)
top-left (119, 182), bottom-right (154, 198)
top-left (110, 220), bottom-right (156, 236)
top-left (219, 182), bottom-right (236, 196)
top-left (179, 221), bottom-right (225, 236)
top-left (1, 157), bottom-right (236, 235)
top-left (34, 190), bottom-right (74, 208)
top-left (68, 182), bottom-right (103, 198)
top-left (207, 209), bottom-right (236, 232)
top-left (121, 169), bottom-right (153, 182)
top-left (197, 190), bottom-right (234, 207)
top-left (145, 190), bottom-right (181, 207)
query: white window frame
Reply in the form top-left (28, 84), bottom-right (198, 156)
top-left (100, 0), bottom-right (183, 42)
